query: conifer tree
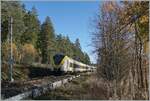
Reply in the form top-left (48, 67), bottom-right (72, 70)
top-left (40, 16), bottom-right (55, 64)
top-left (21, 7), bottom-right (40, 47)
top-left (1, 1), bottom-right (25, 43)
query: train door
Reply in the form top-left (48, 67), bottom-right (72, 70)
top-left (69, 62), bottom-right (74, 72)
top-left (66, 60), bottom-right (69, 72)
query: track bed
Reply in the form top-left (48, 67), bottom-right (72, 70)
top-left (1, 74), bottom-right (74, 99)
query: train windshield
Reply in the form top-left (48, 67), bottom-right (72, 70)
top-left (53, 54), bottom-right (65, 65)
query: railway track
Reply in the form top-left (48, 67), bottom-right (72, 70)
top-left (1, 74), bottom-right (81, 100)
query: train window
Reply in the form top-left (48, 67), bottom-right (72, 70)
top-left (53, 54), bottom-right (65, 65)
top-left (69, 63), bottom-right (73, 67)
top-left (74, 64), bottom-right (80, 68)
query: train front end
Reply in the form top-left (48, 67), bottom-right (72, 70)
top-left (53, 54), bottom-right (69, 73)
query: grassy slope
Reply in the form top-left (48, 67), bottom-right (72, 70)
top-left (1, 63), bottom-right (53, 81)
top-left (1, 63), bottom-right (29, 81)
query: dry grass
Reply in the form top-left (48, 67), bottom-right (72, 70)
top-left (33, 73), bottom-right (92, 100)
top-left (86, 74), bottom-right (111, 100)
top-left (1, 63), bottom-right (29, 81)
top-left (88, 74), bottom-right (149, 100)
top-left (33, 73), bottom-right (112, 100)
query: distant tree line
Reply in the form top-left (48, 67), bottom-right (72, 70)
top-left (1, 1), bottom-right (91, 66)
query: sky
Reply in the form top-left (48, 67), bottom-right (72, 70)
top-left (22, 1), bottom-right (101, 64)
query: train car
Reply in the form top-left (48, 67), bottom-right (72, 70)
top-left (53, 54), bottom-right (95, 73)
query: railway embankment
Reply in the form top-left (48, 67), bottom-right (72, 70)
top-left (2, 74), bottom-right (81, 100)
top-left (1, 63), bottom-right (54, 81)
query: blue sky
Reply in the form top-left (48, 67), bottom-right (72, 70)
top-left (22, 1), bottom-right (101, 63)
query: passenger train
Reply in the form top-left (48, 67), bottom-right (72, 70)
top-left (53, 54), bottom-right (96, 73)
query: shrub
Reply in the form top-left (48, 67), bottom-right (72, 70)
top-left (87, 75), bottom-right (110, 100)
top-left (21, 43), bottom-right (38, 64)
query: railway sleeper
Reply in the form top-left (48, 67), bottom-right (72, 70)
top-left (52, 80), bottom-right (62, 89)
top-left (62, 78), bottom-right (68, 84)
